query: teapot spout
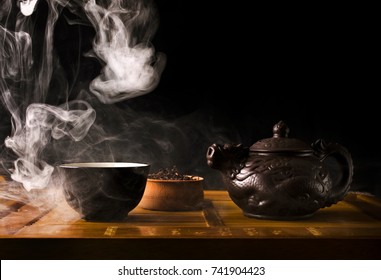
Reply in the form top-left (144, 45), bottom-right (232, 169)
top-left (206, 143), bottom-right (249, 179)
top-left (206, 144), bottom-right (220, 169)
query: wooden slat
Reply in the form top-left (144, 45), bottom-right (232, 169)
top-left (0, 188), bottom-right (381, 239)
top-left (0, 200), bottom-right (25, 219)
top-left (345, 192), bottom-right (381, 220)
top-left (15, 198), bottom-right (208, 237)
top-left (202, 199), bottom-right (225, 227)
top-left (0, 204), bottom-right (51, 235)
top-left (1, 186), bottom-right (381, 260)
top-left (217, 200), bottom-right (381, 227)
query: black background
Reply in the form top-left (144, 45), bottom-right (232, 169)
top-left (1, 1), bottom-right (379, 196)
top-left (146, 1), bottom-right (379, 195)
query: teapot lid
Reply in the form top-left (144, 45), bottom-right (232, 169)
top-left (250, 121), bottom-right (312, 153)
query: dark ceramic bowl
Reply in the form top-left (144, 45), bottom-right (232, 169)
top-left (58, 162), bottom-right (150, 221)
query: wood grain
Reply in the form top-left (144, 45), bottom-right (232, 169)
top-left (1, 175), bottom-right (380, 259)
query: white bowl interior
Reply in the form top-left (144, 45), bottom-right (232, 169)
top-left (59, 162), bottom-right (149, 168)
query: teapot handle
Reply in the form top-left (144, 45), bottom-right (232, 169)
top-left (312, 139), bottom-right (354, 206)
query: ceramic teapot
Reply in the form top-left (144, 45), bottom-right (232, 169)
top-left (206, 120), bottom-right (353, 219)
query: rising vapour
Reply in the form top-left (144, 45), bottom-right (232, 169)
top-left (3, 90), bottom-right (95, 191)
top-left (83, 0), bottom-right (166, 104)
top-left (0, 0), bottom-right (166, 197)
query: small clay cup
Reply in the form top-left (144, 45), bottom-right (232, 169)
top-left (139, 176), bottom-right (204, 211)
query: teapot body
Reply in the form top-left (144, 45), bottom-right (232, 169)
top-left (206, 121), bottom-right (353, 220)
top-left (225, 151), bottom-right (333, 219)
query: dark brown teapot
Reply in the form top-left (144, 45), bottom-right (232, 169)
top-left (206, 120), bottom-right (353, 220)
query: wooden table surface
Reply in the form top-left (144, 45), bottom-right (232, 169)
top-left (1, 176), bottom-right (381, 259)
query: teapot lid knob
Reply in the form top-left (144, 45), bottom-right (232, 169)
top-left (250, 120), bottom-right (311, 152)
top-left (273, 120), bottom-right (290, 138)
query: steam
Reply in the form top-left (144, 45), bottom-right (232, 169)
top-left (19, 0), bottom-right (39, 16)
top-left (3, 90), bottom-right (95, 191)
top-left (0, 0), bottom-right (233, 214)
top-left (0, 0), bottom-right (165, 197)
top-left (84, 0), bottom-right (166, 104)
